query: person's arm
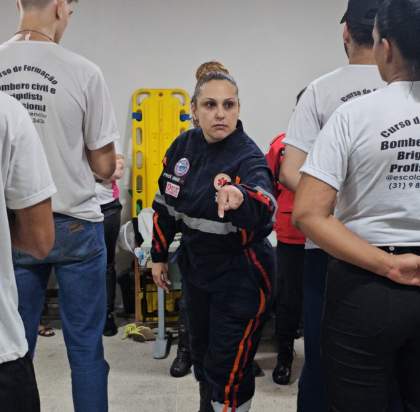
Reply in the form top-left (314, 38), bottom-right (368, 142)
top-left (10, 199), bottom-right (54, 259)
top-left (110, 154), bottom-right (125, 180)
top-left (217, 155), bottom-right (276, 229)
top-left (293, 173), bottom-right (420, 287)
top-left (151, 195), bottom-right (178, 292)
top-left (83, 68), bottom-right (120, 180)
top-left (95, 153), bottom-right (124, 184)
top-left (279, 145), bottom-right (307, 192)
top-left (151, 145), bottom-right (180, 292)
top-left (86, 142), bottom-right (116, 180)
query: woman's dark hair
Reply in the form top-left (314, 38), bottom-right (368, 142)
top-left (192, 66), bottom-right (238, 105)
top-left (376, 0), bottom-right (420, 68)
top-left (347, 20), bottom-right (375, 47)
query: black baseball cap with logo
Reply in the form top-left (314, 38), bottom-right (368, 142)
top-left (340, 0), bottom-right (384, 26)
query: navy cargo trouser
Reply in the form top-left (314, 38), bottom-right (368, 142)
top-left (181, 240), bottom-right (274, 409)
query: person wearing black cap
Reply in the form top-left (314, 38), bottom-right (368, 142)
top-left (293, 0), bottom-right (420, 410)
top-left (340, 0), bottom-right (382, 26)
top-left (279, 1), bottom-right (385, 411)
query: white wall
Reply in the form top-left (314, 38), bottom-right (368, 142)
top-left (0, 0), bottom-right (348, 152)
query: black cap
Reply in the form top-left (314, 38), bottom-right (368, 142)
top-left (340, 0), bottom-right (383, 26)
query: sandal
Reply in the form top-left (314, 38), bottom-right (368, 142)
top-left (38, 325), bottom-right (55, 337)
top-left (122, 323), bottom-right (155, 342)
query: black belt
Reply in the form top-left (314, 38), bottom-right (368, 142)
top-left (378, 246), bottom-right (420, 255)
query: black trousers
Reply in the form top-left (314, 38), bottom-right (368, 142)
top-left (0, 353), bottom-right (40, 412)
top-left (101, 199), bottom-right (122, 313)
top-left (181, 241), bottom-right (274, 408)
top-left (323, 256), bottom-right (420, 412)
top-left (177, 283), bottom-right (191, 350)
top-left (298, 248), bottom-right (329, 412)
top-left (275, 242), bottom-right (304, 355)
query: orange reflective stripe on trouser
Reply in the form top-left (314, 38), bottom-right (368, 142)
top-left (223, 319), bottom-right (254, 412)
top-left (224, 247), bottom-right (272, 410)
top-left (241, 230), bottom-right (248, 246)
top-left (223, 288), bottom-right (267, 412)
top-left (247, 248), bottom-right (272, 296)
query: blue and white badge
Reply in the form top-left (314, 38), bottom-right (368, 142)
top-left (174, 158), bottom-right (190, 177)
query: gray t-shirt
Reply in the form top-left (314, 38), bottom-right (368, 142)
top-left (285, 65), bottom-right (385, 153)
top-left (302, 81), bottom-right (420, 246)
top-left (0, 92), bottom-right (56, 363)
top-left (284, 64), bottom-right (385, 249)
top-left (0, 41), bottom-right (120, 222)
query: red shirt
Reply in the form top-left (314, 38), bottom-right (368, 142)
top-left (266, 133), bottom-right (305, 244)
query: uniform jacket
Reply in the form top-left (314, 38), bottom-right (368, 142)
top-left (151, 121), bottom-right (276, 283)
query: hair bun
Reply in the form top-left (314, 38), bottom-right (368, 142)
top-left (195, 61), bottom-right (229, 81)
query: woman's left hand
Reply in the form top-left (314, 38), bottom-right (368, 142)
top-left (385, 253), bottom-right (420, 287)
top-left (216, 185), bottom-right (244, 218)
top-left (151, 262), bottom-right (171, 292)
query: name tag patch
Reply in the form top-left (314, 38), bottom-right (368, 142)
top-left (165, 182), bottom-right (180, 198)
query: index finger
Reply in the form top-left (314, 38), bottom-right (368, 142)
top-left (217, 189), bottom-right (229, 218)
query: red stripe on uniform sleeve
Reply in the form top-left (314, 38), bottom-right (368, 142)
top-left (153, 213), bottom-right (168, 251)
top-left (152, 237), bottom-right (161, 253)
top-left (246, 189), bottom-right (272, 208)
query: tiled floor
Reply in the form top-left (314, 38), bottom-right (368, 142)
top-left (35, 326), bottom-right (303, 411)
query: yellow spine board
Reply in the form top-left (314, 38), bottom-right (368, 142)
top-left (131, 89), bottom-right (191, 216)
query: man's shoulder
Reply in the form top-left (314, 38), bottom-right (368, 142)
top-left (309, 66), bottom-right (351, 89)
top-left (56, 46), bottom-right (101, 75)
top-left (311, 65), bottom-right (381, 88)
top-left (0, 41), bottom-right (102, 78)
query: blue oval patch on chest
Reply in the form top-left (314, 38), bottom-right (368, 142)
top-left (174, 158), bottom-right (190, 177)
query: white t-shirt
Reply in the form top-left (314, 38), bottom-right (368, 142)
top-left (302, 81), bottom-right (420, 246)
top-left (0, 41), bottom-right (120, 222)
top-left (95, 181), bottom-right (117, 205)
top-left (284, 64), bottom-right (385, 248)
top-left (0, 92), bottom-right (56, 363)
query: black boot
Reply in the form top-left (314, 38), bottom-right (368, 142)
top-left (272, 341), bottom-right (293, 385)
top-left (103, 311), bottom-right (118, 337)
top-left (170, 313), bottom-right (192, 377)
top-left (170, 346), bottom-right (192, 377)
top-left (198, 381), bottom-right (214, 412)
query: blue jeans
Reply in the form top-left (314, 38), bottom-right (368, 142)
top-left (13, 214), bottom-right (109, 412)
top-left (297, 249), bottom-right (328, 412)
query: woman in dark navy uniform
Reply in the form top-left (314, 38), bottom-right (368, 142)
top-left (151, 70), bottom-right (276, 412)
top-left (169, 61), bottom-right (231, 380)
